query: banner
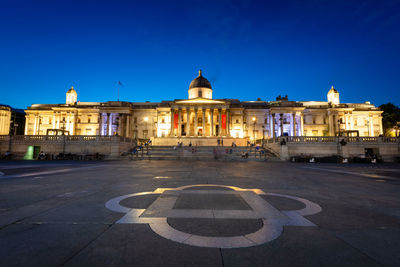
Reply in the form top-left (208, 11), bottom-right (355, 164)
top-left (174, 113), bottom-right (179, 129)
top-left (221, 114), bottom-right (226, 129)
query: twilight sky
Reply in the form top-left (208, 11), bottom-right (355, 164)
top-left (1, 0), bottom-right (399, 108)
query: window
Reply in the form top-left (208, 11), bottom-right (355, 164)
top-left (198, 90), bottom-right (202, 97)
top-left (162, 118), bottom-right (165, 123)
top-left (236, 119), bottom-right (239, 123)
top-left (265, 118), bottom-right (268, 124)
top-left (134, 117), bottom-right (137, 123)
top-left (312, 117), bottom-right (316, 124)
top-left (88, 118), bottom-right (91, 123)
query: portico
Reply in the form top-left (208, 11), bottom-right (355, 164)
top-left (169, 100), bottom-right (230, 137)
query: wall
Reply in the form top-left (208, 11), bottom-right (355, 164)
top-left (0, 135), bottom-right (136, 160)
top-left (265, 136), bottom-right (400, 162)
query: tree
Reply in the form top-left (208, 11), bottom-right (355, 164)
top-left (379, 103), bottom-right (400, 136)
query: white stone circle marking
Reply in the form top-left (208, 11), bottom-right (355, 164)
top-left (105, 184), bottom-right (322, 248)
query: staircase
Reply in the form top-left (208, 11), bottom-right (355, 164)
top-left (123, 145), bottom-right (280, 161)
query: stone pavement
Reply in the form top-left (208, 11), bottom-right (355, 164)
top-left (0, 161), bottom-right (399, 266)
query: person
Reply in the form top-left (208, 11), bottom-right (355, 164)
top-left (217, 139), bottom-right (220, 146)
top-left (221, 139), bottom-right (224, 146)
top-left (232, 142), bottom-right (234, 147)
top-left (4, 150), bottom-right (11, 160)
top-left (189, 142), bottom-right (192, 147)
top-left (245, 152), bottom-right (249, 158)
top-left (38, 151), bottom-right (46, 160)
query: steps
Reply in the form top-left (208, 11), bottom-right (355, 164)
top-left (123, 146), bottom-right (280, 161)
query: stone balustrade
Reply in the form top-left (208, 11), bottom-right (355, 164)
top-left (0, 135), bottom-right (136, 143)
top-left (265, 136), bottom-right (399, 144)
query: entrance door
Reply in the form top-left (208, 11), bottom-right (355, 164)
top-left (181, 125), bottom-right (186, 136)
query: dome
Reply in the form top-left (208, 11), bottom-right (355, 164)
top-left (328, 85), bottom-right (338, 93)
top-left (67, 86), bottom-right (77, 94)
top-left (189, 70), bottom-right (212, 89)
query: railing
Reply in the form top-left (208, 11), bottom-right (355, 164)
top-left (265, 136), bottom-right (399, 144)
top-left (0, 135), bottom-right (137, 143)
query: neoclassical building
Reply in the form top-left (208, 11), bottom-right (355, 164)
top-left (24, 70), bottom-right (383, 141)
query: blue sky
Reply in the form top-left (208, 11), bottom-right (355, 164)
top-left (1, 0), bottom-right (399, 108)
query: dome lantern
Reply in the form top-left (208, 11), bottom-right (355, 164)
top-left (66, 86), bottom-right (77, 105)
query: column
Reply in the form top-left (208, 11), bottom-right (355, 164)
top-left (202, 107), bottom-right (205, 137)
top-left (369, 115), bottom-right (374, 136)
top-left (379, 116), bottom-right (383, 136)
top-left (33, 116), bottom-right (37, 135)
top-left (345, 112), bottom-right (349, 131)
top-left (194, 107), bottom-right (198, 136)
top-left (350, 114), bottom-right (354, 130)
top-left (186, 107), bottom-right (190, 136)
top-left (178, 108), bottom-right (182, 137)
top-left (292, 113), bottom-right (296, 136)
top-left (300, 113), bottom-right (304, 136)
top-left (56, 113), bottom-right (60, 129)
top-left (328, 113), bottom-right (334, 136)
top-left (106, 113), bottom-right (110, 136)
top-left (99, 113), bottom-right (104, 135)
top-left (240, 111), bottom-right (244, 138)
top-left (210, 108), bottom-right (214, 136)
top-left (70, 114), bottom-right (75, 135)
top-left (218, 109), bottom-right (222, 136)
top-left (272, 113), bottom-right (276, 139)
top-left (126, 114), bottom-right (130, 137)
top-left (118, 114), bottom-right (123, 136)
top-left (170, 109), bottom-right (174, 136)
top-left (24, 117), bottom-right (28, 135)
top-left (226, 110), bottom-right (229, 136)
top-left (280, 114), bottom-right (284, 136)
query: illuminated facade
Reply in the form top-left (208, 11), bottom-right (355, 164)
top-left (24, 70), bottom-right (383, 139)
top-left (0, 105), bottom-right (11, 135)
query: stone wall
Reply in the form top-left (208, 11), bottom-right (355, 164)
top-left (0, 135), bottom-right (136, 160)
top-left (265, 136), bottom-right (400, 162)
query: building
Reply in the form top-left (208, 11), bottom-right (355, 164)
top-left (0, 104), bottom-right (25, 135)
top-left (24, 70), bottom-right (383, 141)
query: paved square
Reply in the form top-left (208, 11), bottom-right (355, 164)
top-left (0, 161), bottom-right (399, 266)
